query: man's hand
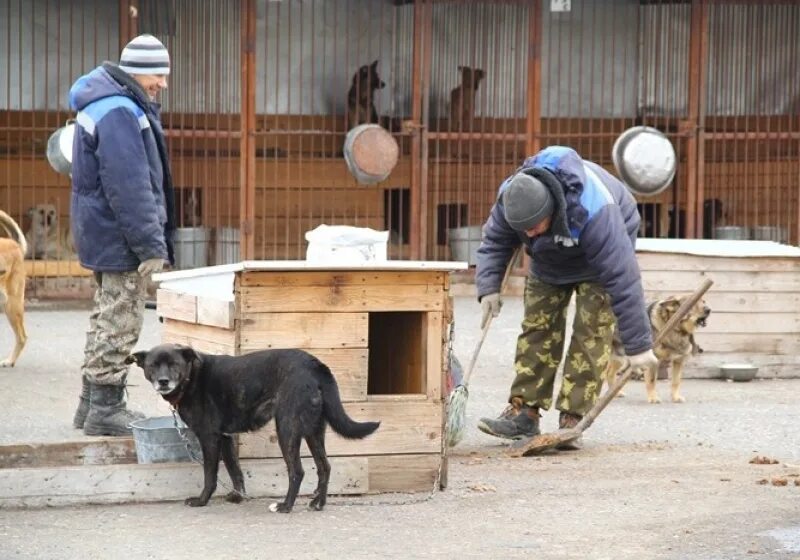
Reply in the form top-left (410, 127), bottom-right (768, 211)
top-left (480, 293), bottom-right (502, 329)
top-left (627, 349), bottom-right (658, 373)
top-left (138, 258), bottom-right (164, 277)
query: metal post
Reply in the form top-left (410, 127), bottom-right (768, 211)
top-left (240, 0), bottom-right (256, 260)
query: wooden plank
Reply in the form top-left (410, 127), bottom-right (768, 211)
top-left (0, 457), bottom-right (367, 508)
top-left (638, 253), bottom-right (800, 273)
top-left (367, 454), bottom-right (441, 494)
top-left (0, 439), bottom-right (136, 468)
top-left (237, 347), bottom-right (368, 402)
top-left (695, 333), bottom-right (800, 354)
top-left (156, 289), bottom-right (198, 323)
top-left (642, 270), bottom-right (800, 293)
top-left (162, 319), bottom-right (237, 354)
top-left (23, 260), bottom-right (92, 278)
top-left (692, 312), bottom-right (800, 334)
top-left (240, 284), bottom-right (443, 313)
top-left (239, 400), bottom-right (442, 459)
top-left (643, 290), bottom-right (800, 314)
top-left (240, 312), bottom-right (368, 351)
top-left (196, 296), bottom-right (234, 329)
top-left (425, 311), bottom-right (444, 401)
top-left (239, 271), bottom-right (445, 287)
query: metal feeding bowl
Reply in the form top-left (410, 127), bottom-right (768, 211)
top-left (719, 363), bottom-right (759, 382)
top-left (612, 126), bottom-right (677, 196)
top-left (46, 122), bottom-right (75, 176)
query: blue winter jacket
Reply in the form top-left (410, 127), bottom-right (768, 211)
top-left (69, 63), bottom-right (176, 272)
top-left (476, 146), bottom-right (652, 355)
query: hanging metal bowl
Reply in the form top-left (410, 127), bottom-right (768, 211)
top-left (46, 121), bottom-right (76, 176)
top-left (612, 126), bottom-right (676, 196)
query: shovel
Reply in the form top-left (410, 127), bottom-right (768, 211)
top-left (509, 277), bottom-right (713, 457)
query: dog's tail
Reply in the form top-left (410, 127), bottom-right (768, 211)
top-left (319, 367), bottom-right (380, 439)
top-left (0, 210), bottom-right (27, 257)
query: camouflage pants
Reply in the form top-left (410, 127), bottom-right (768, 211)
top-left (81, 271), bottom-right (146, 386)
top-left (509, 275), bottom-right (615, 416)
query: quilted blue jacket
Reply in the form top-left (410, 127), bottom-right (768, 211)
top-left (476, 146), bottom-right (652, 355)
top-left (69, 63), bottom-right (175, 272)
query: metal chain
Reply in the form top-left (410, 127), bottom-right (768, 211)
top-left (169, 406), bottom-right (246, 500)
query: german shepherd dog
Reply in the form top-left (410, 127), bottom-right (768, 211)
top-left (347, 60), bottom-right (385, 130)
top-left (128, 344), bottom-right (380, 512)
top-left (605, 295), bottom-right (711, 403)
top-left (0, 210), bottom-right (28, 367)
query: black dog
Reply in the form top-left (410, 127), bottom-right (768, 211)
top-left (127, 344), bottom-right (380, 512)
top-left (347, 60), bottom-right (385, 130)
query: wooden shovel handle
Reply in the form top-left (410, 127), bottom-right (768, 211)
top-left (576, 277), bottom-right (714, 432)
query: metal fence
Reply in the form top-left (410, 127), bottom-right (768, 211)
top-left (1, 0), bottom-right (799, 295)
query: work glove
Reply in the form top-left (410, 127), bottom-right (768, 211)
top-left (138, 258), bottom-right (165, 277)
top-left (627, 349), bottom-right (659, 373)
top-left (480, 293), bottom-right (502, 329)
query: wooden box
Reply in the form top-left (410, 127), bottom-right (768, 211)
top-left (636, 238), bottom-right (800, 378)
top-left (154, 260), bottom-right (466, 495)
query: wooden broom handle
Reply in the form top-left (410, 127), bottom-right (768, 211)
top-left (462, 246), bottom-right (522, 387)
top-left (576, 277), bottom-right (714, 431)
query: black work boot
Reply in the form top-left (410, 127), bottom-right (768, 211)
top-left (556, 411), bottom-right (583, 451)
top-left (83, 383), bottom-right (145, 436)
top-left (72, 376), bottom-right (92, 429)
top-left (478, 405), bottom-right (540, 440)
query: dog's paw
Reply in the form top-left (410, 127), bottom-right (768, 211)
top-left (672, 395), bottom-right (685, 403)
top-left (269, 502), bottom-right (292, 513)
top-left (308, 497), bottom-right (325, 511)
top-left (225, 491), bottom-right (245, 504)
top-left (647, 394), bottom-right (662, 404)
top-left (184, 497), bottom-right (208, 507)
top-left (0, 359), bottom-right (14, 368)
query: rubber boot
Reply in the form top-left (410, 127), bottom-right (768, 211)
top-left (72, 376), bottom-right (92, 429)
top-left (83, 383), bottom-right (145, 436)
top-left (477, 405), bottom-right (540, 440)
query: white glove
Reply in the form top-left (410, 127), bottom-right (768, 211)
top-left (480, 293), bottom-right (502, 329)
top-left (627, 349), bottom-right (659, 373)
top-left (138, 258), bottom-right (164, 277)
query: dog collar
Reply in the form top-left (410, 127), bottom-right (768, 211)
top-left (162, 384), bottom-right (187, 407)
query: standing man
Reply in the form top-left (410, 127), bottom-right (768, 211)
top-left (475, 146), bottom-right (658, 449)
top-left (69, 34), bottom-right (176, 436)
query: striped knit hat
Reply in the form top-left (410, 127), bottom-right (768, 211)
top-left (119, 34), bottom-right (170, 75)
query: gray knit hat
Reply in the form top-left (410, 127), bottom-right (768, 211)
top-left (502, 173), bottom-right (555, 231)
top-left (120, 34), bottom-right (170, 75)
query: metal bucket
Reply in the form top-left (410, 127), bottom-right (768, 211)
top-left (448, 225), bottom-right (482, 265)
top-left (129, 416), bottom-right (202, 464)
top-left (174, 226), bottom-right (210, 269)
top-left (714, 226), bottom-right (749, 240)
top-left (214, 227), bottom-right (240, 265)
top-left (751, 226), bottom-right (787, 244)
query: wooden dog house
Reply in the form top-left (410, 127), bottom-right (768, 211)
top-left (154, 260), bottom-right (466, 495)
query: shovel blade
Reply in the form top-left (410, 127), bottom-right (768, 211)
top-left (507, 428), bottom-right (583, 457)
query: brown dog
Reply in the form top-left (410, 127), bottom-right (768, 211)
top-left (450, 65), bottom-right (485, 132)
top-left (347, 60), bottom-right (385, 130)
top-left (0, 210), bottom-right (28, 367)
top-left (605, 295), bottom-right (710, 403)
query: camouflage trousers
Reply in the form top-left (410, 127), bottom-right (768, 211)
top-left (509, 275), bottom-right (615, 416)
top-left (81, 271), bottom-right (146, 386)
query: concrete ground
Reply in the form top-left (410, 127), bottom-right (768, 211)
top-left (1, 296), bottom-right (799, 559)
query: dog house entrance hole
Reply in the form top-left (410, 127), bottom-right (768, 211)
top-left (368, 312), bottom-right (426, 395)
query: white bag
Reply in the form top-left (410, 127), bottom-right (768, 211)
top-left (305, 224), bottom-right (389, 265)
